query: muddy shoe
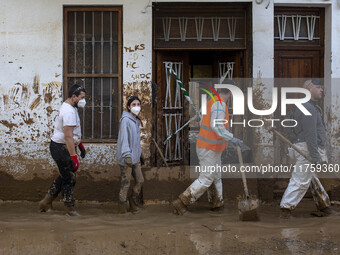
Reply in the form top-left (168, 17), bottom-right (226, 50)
top-left (118, 201), bottom-right (128, 214)
top-left (39, 194), bottom-right (53, 212)
top-left (311, 207), bottom-right (335, 217)
top-left (66, 206), bottom-right (80, 216)
top-left (128, 196), bottom-right (140, 213)
top-left (134, 195), bottom-right (144, 208)
top-left (211, 205), bottom-right (224, 212)
top-left (280, 208), bottom-right (292, 219)
top-left (172, 199), bottom-right (188, 216)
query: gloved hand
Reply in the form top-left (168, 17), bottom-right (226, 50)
top-left (71, 155), bottom-right (79, 172)
top-left (78, 142), bottom-right (86, 158)
top-left (140, 154), bottom-right (145, 166)
top-left (230, 137), bottom-right (243, 147)
top-left (125, 157), bottom-right (132, 167)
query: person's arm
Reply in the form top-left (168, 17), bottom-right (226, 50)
top-left (210, 101), bottom-right (234, 141)
top-left (301, 108), bottom-right (321, 163)
top-left (64, 125), bottom-right (79, 171)
top-left (119, 119), bottom-right (132, 160)
top-left (64, 126), bottom-right (76, 156)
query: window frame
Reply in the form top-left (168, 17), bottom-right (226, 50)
top-left (63, 6), bottom-right (122, 143)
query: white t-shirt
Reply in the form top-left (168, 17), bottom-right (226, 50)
top-left (51, 102), bottom-right (81, 144)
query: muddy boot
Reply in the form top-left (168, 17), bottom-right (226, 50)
top-left (128, 196), bottom-right (140, 213)
top-left (172, 199), bottom-right (188, 216)
top-left (39, 193), bottom-right (53, 212)
top-left (118, 201), bottom-right (128, 214)
top-left (134, 195), bottom-right (144, 208)
top-left (65, 206), bottom-right (80, 216)
top-left (211, 205), bottom-right (224, 212)
top-left (311, 207), bottom-right (336, 217)
top-left (280, 208), bottom-right (292, 219)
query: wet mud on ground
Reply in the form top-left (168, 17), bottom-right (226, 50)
top-left (0, 199), bottom-right (339, 255)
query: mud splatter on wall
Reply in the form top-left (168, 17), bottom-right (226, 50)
top-left (0, 75), bottom-right (62, 144)
top-left (123, 44), bottom-right (152, 158)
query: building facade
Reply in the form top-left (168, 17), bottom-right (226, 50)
top-left (1, 0), bottom-right (340, 201)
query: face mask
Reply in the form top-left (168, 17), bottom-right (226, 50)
top-left (77, 99), bottom-right (86, 108)
top-left (130, 106), bottom-right (141, 116)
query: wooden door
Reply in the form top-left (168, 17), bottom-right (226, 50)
top-left (275, 50), bottom-right (321, 78)
top-left (274, 50), bottom-right (323, 164)
top-left (274, 7), bottom-right (324, 165)
top-left (153, 51), bottom-right (190, 166)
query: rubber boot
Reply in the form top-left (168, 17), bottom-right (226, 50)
top-left (172, 198), bottom-right (188, 215)
top-left (39, 193), bottom-right (53, 212)
top-left (134, 195), bottom-right (144, 208)
top-left (211, 205), bottom-right (224, 212)
top-left (280, 208), bottom-right (292, 219)
top-left (128, 196), bottom-right (140, 213)
top-left (65, 205), bottom-right (80, 216)
top-left (118, 201), bottom-right (128, 214)
top-left (311, 207), bottom-right (336, 217)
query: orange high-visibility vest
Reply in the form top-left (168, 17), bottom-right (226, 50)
top-left (196, 96), bottom-right (229, 151)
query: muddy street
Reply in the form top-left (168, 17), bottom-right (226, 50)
top-left (0, 200), bottom-right (339, 255)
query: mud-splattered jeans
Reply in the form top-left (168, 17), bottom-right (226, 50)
top-left (48, 140), bottom-right (76, 207)
top-left (119, 162), bottom-right (144, 202)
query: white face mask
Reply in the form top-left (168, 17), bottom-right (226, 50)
top-left (130, 106), bottom-right (141, 116)
top-left (77, 99), bottom-right (86, 108)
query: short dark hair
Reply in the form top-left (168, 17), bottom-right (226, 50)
top-left (68, 84), bottom-right (86, 98)
top-left (126, 96), bottom-right (141, 111)
top-left (217, 78), bottom-right (235, 95)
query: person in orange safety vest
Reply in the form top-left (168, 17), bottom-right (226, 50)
top-left (172, 79), bottom-right (243, 215)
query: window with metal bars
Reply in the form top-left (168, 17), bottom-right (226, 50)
top-left (64, 7), bottom-right (122, 141)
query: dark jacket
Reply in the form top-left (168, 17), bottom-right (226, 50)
top-left (294, 100), bottom-right (326, 163)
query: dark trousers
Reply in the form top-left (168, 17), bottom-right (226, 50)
top-left (48, 140), bottom-right (76, 207)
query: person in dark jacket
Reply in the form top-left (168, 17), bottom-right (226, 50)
top-left (280, 78), bottom-right (331, 218)
top-left (115, 96), bottom-right (144, 213)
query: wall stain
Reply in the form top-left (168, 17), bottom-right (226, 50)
top-left (3, 95), bottom-right (9, 105)
top-left (23, 113), bottom-right (34, 125)
top-left (1, 77), bottom-right (62, 144)
top-left (46, 106), bottom-right (53, 116)
top-left (0, 120), bottom-right (18, 131)
top-left (44, 92), bottom-right (52, 104)
top-left (14, 138), bottom-right (23, 143)
top-left (29, 95), bottom-right (42, 110)
top-left (33, 74), bottom-right (40, 94)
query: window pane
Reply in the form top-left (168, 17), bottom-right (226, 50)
top-left (68, 12), bottom-right (75, 40)
top-left (112, 42), bottom-right (118, 73)
top-left (68, 42), bottom-right (75, 73)
top-left (70, 77), bottom-right (118, 139)
top-left (65, 8), bottom-right (121, 141)
top-left (75, 12), bottom-right (83, 41)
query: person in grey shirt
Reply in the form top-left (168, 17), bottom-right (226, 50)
top-left (115, 96), bottom-right (144, 214)
top-left (280, 79), bottom-right (331, 218)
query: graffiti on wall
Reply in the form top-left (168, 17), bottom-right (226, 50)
top-left (123, 44), bottom-right (152, 155)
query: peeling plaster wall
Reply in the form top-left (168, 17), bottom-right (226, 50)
top-left (252, 0), bottom-right (275, 164)
top-left (0, 0), bottom-right (153, 184)
top-left (324, 4), bottom-right (340, 163)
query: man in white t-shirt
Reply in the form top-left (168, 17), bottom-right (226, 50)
top-left (39, 84), bottom-right (86, 216)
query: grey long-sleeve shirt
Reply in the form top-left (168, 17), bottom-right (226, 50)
top-left (115, 111), bottom-right (142, 166)
top-left (294, 100), bottom-right (326, 163)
